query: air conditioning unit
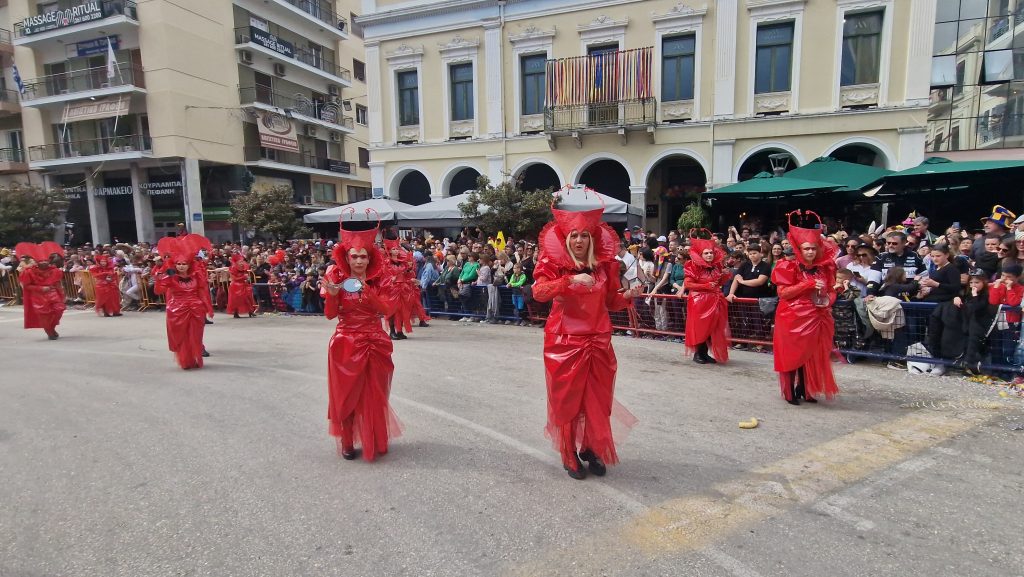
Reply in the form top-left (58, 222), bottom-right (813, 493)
top-left (273, 63), bottom-right (286, 77)
top-left (239, 50), bottom-right (253, 65)
top-left (329, 131), bottom-right (341, 142)
top-left (328, 84), bottom-right (340, 97)
top-left (302, 195), bottom-right (313, 205)
top-left (304, 125), bottom-right (318, 137)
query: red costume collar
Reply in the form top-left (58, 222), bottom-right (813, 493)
top-left (15, 241), bottom-right (63, 262)
top-left (538, 198), bottom-right (618, 270)
top-left (156, 234), bottom-right (211, 272)
top-left (688, 237), bottom-right (725, 267)
top-left (332, 224), bottom-right (385, 280)
top-left (785, 211), bottom-right (838, 268)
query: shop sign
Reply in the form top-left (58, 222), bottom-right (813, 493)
top-left (255, 110), bottom-right (299, 153)
top-left (249, 27), bottom-right (294, 58)
top-left (22, 1), bottom-right (103, 36)
top-left (328, 160), bottom-right (351, 174)
top-left (61, 185), bottom-right (87, 200)
top-left (141, 180), bottom-right (183, 196)
top-left (62, 96), bottom-right (130, 123)
top-left (94, 186), bottom-right (134, 197)
top-left (646, 204), bottom-right (659, 218)
top-left (72, 35), bottom-right (120, 58)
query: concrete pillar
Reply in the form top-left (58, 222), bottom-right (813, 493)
top-left (130, 163), bottom-right (154, 243)
top-left (898, 127), bottom-right (927, 170)
top-left (487, 154), bottom-right (504, 184)
top-left (629, 184), bottom-right (646, 226)
top-left (368, 160), bottom-right (385, 198)
top-left (713, 0), bottom-right (738, 119)
top-left (85, 169), bottom-right (110, 245)
top-left (483, 21), bottom-right (504, 139)
top-left (712, 139), bottom-right (736, 188)
top-left (182, 158), bottom-right (205, 236)
top-left (905, 0), bottom-right (937, 108)
top-left (365, 41), bottom-right (384, 146)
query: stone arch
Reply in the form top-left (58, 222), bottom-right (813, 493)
top-left (570, 152), bottom-right (638, 187)
top-left (387, 165), bottom-right (433, 205)
top-left (823, 137), bottom-right (896, 169)
top-left (732, 142), bottom-right (806, 182)
top-left (439, 163), bottom-right (483, 197)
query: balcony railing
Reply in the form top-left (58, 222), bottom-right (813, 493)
top-left (244, 146), bottom-right (354, 174)
top-left (28, 134), bottom-right (151, 162)
top-left (15, 0), bottom-right (138, 38)
top-left (544, 98), bottom-right (658, 132)
top-left (22, 62), bottom-right (144, 100)
top-left (273, 0), bottom-right (346, 31)
top-left (0, 89), bottom-right (19, 103)
top-left (235, 26), bottom-right (351, 81)
top-left (0, 147), bottom-right (26, 163)
top-left (239, 86), bottom-right (353, 129)
top-left (0, 28), bottom-right (12, 45)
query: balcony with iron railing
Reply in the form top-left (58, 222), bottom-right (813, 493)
top-left (235, 26), bottom-right (351, 85)
top-left (28, 134), bottom-right (152, 166)
top-left (21, 61), bottom-right (145, 106)
top-left (0, 89), bottom-right (21, 115)
top-left (239, 86), bottom-right (354, 132)
top-left (0, 147), bottom-right (29, 174)
top-left (243, 146), bottom-right (355, 177)
top-left (14, 1), bottom-right (138, 44)
top-left (233, 0), bottom-right (348, 39)
top-left (0, 28), bottom-right (12, 58)
top-left (541, 48), bottom-right (657, 138)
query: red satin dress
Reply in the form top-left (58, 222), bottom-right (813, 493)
top-left (771, 260), bottom-right (839, 400)
top-left (683, 260), bottom-right (731, 362)
top-left (324, 265), bottom-right (402, 461)
top-left (226, 262), bottom-right (256, 315)
top-left (386, 259), bottom-right (415, 333)
top-left (533, 258), bottom-right (636, 466)
top-left (19, 266), bottom-right (66, 335)
top-left (89, 262), bottom-right (121, 316)
top-left (155, 269), bottom-right (213, 370)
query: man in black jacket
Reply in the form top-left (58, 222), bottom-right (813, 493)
top-left (866, 231), bottom-right (926, 296)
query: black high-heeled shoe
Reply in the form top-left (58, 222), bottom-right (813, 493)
top-left (563, 456), bottom-right (587, 480)
top-left (340, 447), bottom-right (360, 460)
top-left (578, 449), bottom-right (607, 476)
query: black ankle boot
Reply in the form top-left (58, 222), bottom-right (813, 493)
top-left (693, 353), bottom-right (707, 364)
top-left (340, 447), bottom-right (360, 460)
top-left (787, 379), bottom-right (800, 405)
top-left (578, 449), bottom-right (607, 476)
top-left (564, 456), bottom-right (587, 480)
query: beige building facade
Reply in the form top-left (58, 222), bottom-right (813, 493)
top-left (4, 0), bottom-right (372, 244)
top-left (359, 0), bottom-right (935, 232)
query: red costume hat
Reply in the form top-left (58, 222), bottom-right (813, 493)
top-left (331, 208), bottom-right (386, 280)
top-left (687, 228), bottom-right (725, 267)
top-left (538, 185), bottom-right (619, 269)
top-left (785, 210), bottom-right (837, 267)
top-left (15, 241), bottom-right (63, 263)
top-left (156, 234), bottom-right (211, 271)
top-left (382, 235), bottom-right (410, 263)
top-left (230, 252), bottom-right (244, 264)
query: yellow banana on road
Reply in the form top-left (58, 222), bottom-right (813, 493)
top-left (738, 417), bottom-right (759, 429)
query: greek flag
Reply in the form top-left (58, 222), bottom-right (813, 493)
top-left (12, 65), bottom-right (25, 96)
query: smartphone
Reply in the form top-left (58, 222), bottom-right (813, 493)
top-left (952, 221), bottom-right (960, 229)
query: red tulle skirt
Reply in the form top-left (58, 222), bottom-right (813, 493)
top-left (543, 332), bottom-right (637, 466)
top-left (773, 301), bottom-right (839, 400)
top-left (226, 282), bottom-right (256, 315)
top-left (94, 283), bottom-right (121, 316)
top-left (327, 328), bottom-right (402, 461)
top-left (685, 292), bottom-right (730, 363)
top-left (165, 301), bottom-right (206, 370)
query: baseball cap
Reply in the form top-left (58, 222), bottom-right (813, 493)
top-left (656, 235), bottom-right (667, 242)
top-left (1014, 214), bottom-right (1024, 225)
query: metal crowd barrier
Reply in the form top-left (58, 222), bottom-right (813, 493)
top-left (0, 270), bottom-right (21, 304)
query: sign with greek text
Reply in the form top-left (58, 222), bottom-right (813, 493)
top-left (22, 1), bottom-right (103, 36)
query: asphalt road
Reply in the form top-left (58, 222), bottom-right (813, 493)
top-left (1, 305), bottom-right (1022, 577)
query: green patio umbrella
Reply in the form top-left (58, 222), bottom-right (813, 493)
top-left (703, 171), bottom-right (844, 200)
top-left (785, 156), bottom-right (893, 192)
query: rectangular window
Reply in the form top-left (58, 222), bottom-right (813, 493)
top-left (348, 186), bottom-right (372, 202)
top-left (397, 70), bottom-right (419, 126)
top-left (662, 34), bottom-right (696, 102)
top-left (358, 146), bottom-right (370, 168)
top-left (754, 23), bottom-right (794, 94)
top-left (355, 104), bottom-right (368, 125)
top-left (450, 62), bottom-right (474, 121)
top-left (353, 59), bottom-right (366, 82)
top-left (312, 182), bottom-right (336, 203)
top-left (841, 11), bottom-right (884, 86)
top-left (521, 54), bottom-right (546, 115)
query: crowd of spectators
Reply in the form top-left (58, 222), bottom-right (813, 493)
top-left (3, 204), bottom-right (1024, 381)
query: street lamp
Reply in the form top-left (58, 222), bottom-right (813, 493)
top-left (768, 153), bottom-right (792, 177)
top-left (53, 199), bottom-right (70, 244)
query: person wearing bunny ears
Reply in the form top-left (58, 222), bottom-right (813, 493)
top-left (321, 211), bottom-right (401, 461)
top-left (15, 241), bottom-right (66, 340)
top-left (772, 210), bottom-right (840, 405)
top-left (532, 186), bottom-right (643, 480)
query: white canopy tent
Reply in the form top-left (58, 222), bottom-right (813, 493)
top-left (303, 198), bottom-right (415, 224)
top-left (395, 190), bottom-right (642, 227)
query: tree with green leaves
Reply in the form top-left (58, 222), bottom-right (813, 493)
top-left (0, 183), bottom-right (67, 245)
top-left (459, 175), bottom-right (554, 240)
top-left (229, 184), bottom-right (311, 241)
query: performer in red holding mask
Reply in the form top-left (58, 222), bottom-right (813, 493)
top-left (771, 210), bottom-right (839, 405)
top-left (89, 252), bottom-right (122, 317)
top-left (322, 210), bottom-right (401, 461)
top-left (532, 186), bottom-right (642, 480)
top-left (226, 252), bottom-right (257, 318)
top-left (15, 241), bottom-right (66, 340)
top-left (383, 236), bottom-right (414, 340)
top-left (154, 234), bottom-right (214, 370)
top-left (683, 230), bottom-right (730, 365)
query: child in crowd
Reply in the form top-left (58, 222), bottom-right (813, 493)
top-left (988, 263), bottom-right (1023, 378)
top-left (476, 254), bottom-right (497, 323)
top-left (508, 262), bottom-right (528, 326)
top-left (959, 268), bottom-right (996, 375)
top-left (457, 252), bottom-right (479, 321)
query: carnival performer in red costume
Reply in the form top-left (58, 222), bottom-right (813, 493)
top-left (154, 234), bottom-right (214, 370)
top-left (15, 241), bottom-right (66, 340)
top-left (383, 236), bottom-right (415, 340)
top-left (226, 253), bottom-right (257, 318)
top-left (322, 210), bottom-right (401, 461)
top-left (533, 186), bottom-right (642, 480)
top-left (683, 230), bottom-right (730, 364)
top-left (771, 210), bottom-right (839, 405)
top-left (89, 252), bottom-right (122, 317)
